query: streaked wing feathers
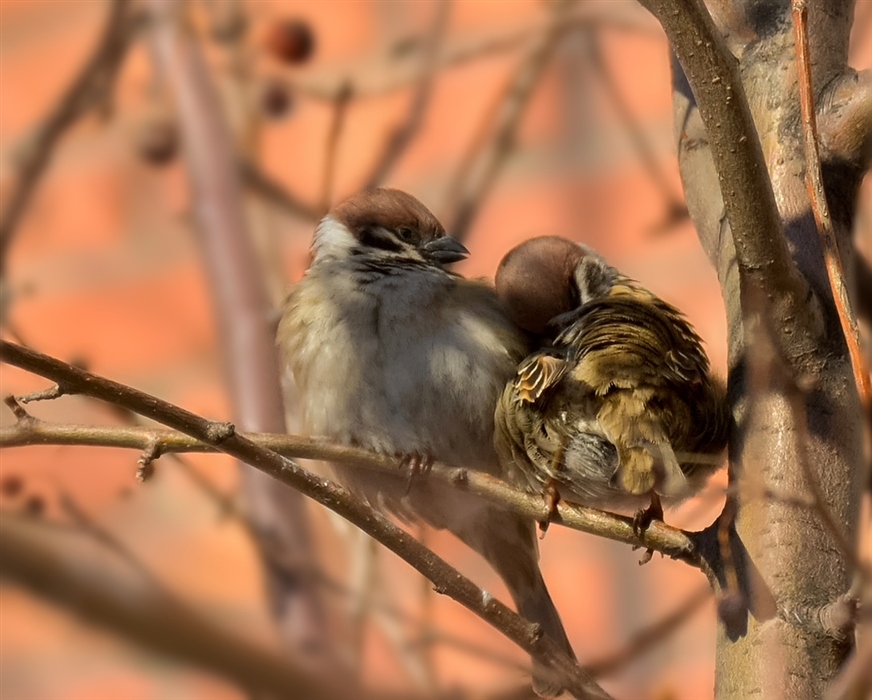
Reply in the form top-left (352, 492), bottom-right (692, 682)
top-left (515, 352), bottom-right (569, 404)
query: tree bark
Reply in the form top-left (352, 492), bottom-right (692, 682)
top-left (663, 1), bottom-right (865, 697)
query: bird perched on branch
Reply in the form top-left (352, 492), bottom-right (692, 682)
top-left (278, 190), bottom-right (579, 696)
top-left (494, 236), bottom-right (729, 526)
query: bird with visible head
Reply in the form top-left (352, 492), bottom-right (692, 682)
top-left (278, 190), bottom-right (590, 696)
top-left (494, 236), bottom-right (730, 526)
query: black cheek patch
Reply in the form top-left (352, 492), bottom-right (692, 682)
top-left (358, 226), bottom-right (404, 253)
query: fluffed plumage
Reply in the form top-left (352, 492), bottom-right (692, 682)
top-left (279, 190), bottom-right (581, 696)
top-left (494, 236), bottom-right (729, 514)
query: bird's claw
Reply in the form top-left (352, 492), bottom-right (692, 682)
top-left (397, 452), bottom-right (434, 495)
top-left (632, 493), bottom-right (664, 565)
top-left (538, 480), bottom-right (561, 539)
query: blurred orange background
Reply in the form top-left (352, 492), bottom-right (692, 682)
top-left (1, 1), bottom-right (870, 699)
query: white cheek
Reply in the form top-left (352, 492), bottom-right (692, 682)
top-left (312, 216), bottom-right (356, 259)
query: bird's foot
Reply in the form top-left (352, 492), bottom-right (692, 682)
top-left (397, 452), bottom-right (434, 495)
top-left (538, 480), bottom-right (561, 539)
top-left (632, 493), bottom-right (664, 565)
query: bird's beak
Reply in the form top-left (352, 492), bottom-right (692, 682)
top-left (420, 236), bottom-right (469, 264)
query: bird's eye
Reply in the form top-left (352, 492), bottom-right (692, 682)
top-left (397, 227), bottom-right (414, 241)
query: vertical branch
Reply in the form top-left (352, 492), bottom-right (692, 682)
top-left (320, 82), bottom-right (354, 214)
top-left (360, 0), bottom-right (451, 189)
top-left (145, 1), bottom-right (327, 656)
top-left (446, 0), bottom-right (573, 241)
top-left (792, 0), bottom-right (872, 418)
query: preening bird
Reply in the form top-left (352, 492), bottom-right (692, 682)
top-left (494, 236), bottom-right (729, 522)
top-left (278, 190), bottom-right (580, 696)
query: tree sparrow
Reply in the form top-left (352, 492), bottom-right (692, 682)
top-left (494, 236), bottom-right (729, 522)
top-left (278, 190), bottom-right (575, 695)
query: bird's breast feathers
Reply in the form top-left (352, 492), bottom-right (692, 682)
top-left (280, 270), bottom-right (524, 466)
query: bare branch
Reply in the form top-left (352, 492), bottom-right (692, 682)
top-left (584, 31), bottom-right (688, 231)
top-left (284, 3), bottom-right (658, 102)
top-left (360, 1), bottom-right (451, 189)
top-left (0, 406), bottom-right (703, 571)
top-left (446, 0), bottom-right (573, 241)
top-left (0, 340), bottom-right (613, 699)
top-left (320, 82), bottom-right (354, 213)
top-left (146, 0), bottom-right (327, 653)
top-left (0, 0), bottom-right (137, 272)
top-left (588, 585), bottom-right (712, 677)
top-left (240, 158), bottom-right (321, 222)
top-left (639, 0), bottom-right (823, 358)
top-left (792, 1), bottom-right (872, 420)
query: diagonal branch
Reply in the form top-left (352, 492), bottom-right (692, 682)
top-left (0, 512), bottom-right (371, 700)
top-left (0, 0), bottom-right (137, 273)
top-left (637, 0), bottom-right (823, 359)
top-left (239, 158), bottom-right (321, 222)
top-left (145, 0), bottom-right (327, 654)
top-left (360, 0), bottom-right (451, 189)
top-left (446, 0), bottom-right (573, 241)
top-left (0, 414), bottom-right (702, 569)
top-left (0, 340), bottom-right (613, 700)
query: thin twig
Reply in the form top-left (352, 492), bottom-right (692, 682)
top-left (587, 585), bottom-right (712, 676)
top-left (792, 0), bottom-right (872, 419)
top-left (0, 340), bottom-right (613, 699)
top-left (360, 1), bottom-right (451, 189)
top-left (320, 82), bottom-right (354, 214)
top-left (284, 3), bottom-right (658, 102)
top-left (584, 31), bottom-right (688, 232)
top-left (446, 0), bottom-right (573, 241)
top-left (239, 158), bottom-right (321, 221)
top-left (0, 402), bottom-right (704, 570)
top-left (348, 533), bottom-right (380, 677)
top-left (0, 0), bottom-right (137, 272)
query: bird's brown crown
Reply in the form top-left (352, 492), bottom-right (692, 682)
top-left (332, 188), bottom-right (445, 244)
top-left (496, 236), bottom-right (587, 335)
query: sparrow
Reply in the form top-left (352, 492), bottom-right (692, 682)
top-left (278, 189), bottom-right (577, 695)
top-left (494, 236), bottom-right (729, 524)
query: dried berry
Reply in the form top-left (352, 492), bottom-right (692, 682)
top-left (263, 19), bottom-right (315, 64)
top-left (260, 79), bottom-right (295, 119)
top-left (137, 119), bottom-right (178, 166)
top-left (22, 494), bottom-right (45, 517)
top-left (0, 474), bottom-right (24, 498)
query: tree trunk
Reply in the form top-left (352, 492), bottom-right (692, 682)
top-left (668, 1), bottom-right (866, 697)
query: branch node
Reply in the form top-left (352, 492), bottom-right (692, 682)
top-left (449, 467), bottom-right (469, 485)
top-left (527, 621), bottom-right (544, 646)
top-left (3, 395), bottom-right (32, 422)
top-left (205, 421), bottom-right (235, 444)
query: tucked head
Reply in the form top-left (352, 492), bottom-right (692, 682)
top-left (496, 236), bottom-right (617, 335)
top-left (315, 188), bottom-right (468, 267)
